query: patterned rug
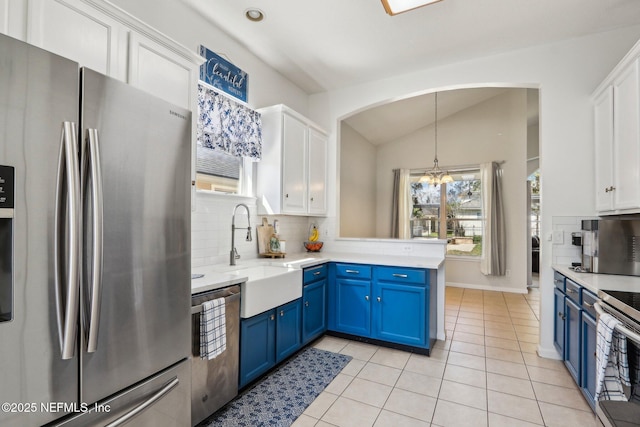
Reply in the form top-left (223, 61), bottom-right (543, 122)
top-left (202, 347), bottom-right (352, 427)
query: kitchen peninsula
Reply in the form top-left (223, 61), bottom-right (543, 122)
top-left (192, 251), bottom-right (447, 343)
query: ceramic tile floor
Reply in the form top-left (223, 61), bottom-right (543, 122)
top-left (293, 287), bottom-right (600, 427)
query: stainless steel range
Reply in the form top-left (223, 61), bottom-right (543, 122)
top-left (596, 290), bottom-right (640, 427)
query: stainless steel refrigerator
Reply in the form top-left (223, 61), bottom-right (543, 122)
top-left (0, 34), bottom-right (192, 426)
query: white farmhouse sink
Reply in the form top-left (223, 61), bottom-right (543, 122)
top-left (227, 265), bottom-right (302, 318)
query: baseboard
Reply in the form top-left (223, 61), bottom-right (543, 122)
top-left (446, 281), bottom-right (528, 294)
top-left (537, 344), bottom-right (562, 360)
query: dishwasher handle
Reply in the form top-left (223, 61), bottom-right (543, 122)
top-left (191, 291), bottom-right (240, 314)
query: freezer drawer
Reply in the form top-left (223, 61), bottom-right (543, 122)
top-left (48, 359), bottom-right (191, 427)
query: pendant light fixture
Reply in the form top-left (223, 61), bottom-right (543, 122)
top-left (420, 92), bottom-right (453, 186)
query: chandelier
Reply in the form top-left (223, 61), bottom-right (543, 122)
top-left (420, 92), bottom-right (453, 186)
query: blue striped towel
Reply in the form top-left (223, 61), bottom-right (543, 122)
top-left (595, 312), bottom-right (630, 401)
top-left (200, 297), bottom-right (226, 360)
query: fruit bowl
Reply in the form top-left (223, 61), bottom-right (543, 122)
top-left (304, 241), bottom-right (323, 252)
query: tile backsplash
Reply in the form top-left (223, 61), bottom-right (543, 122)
top-left (191, 192), bottom-right (311, 268)
top-left (551, 216), bottom-right (589, 266)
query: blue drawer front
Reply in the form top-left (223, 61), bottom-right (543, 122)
top-left (376, 266), bottom-right (426, 285)
top-left (335, 263), bottom-right (372, 279)
top-left (565, 279), bottom-right (581, 305)
top-left (581, 288), bottom-right (597, 319)
top-left (304, 264), bottom-right (328, 283)
top-left (553, 271), bottom-right (565, 292)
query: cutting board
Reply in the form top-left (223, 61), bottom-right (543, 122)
top-left (256, 218), bottom-right (274, 255)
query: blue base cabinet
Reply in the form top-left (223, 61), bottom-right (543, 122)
top-left (275, 299), bottom-right (302, 363)
top-left (302, 264), bottom-right (328, 345)
top-left (552, 269), bottom-right (598, 412)
top-left (374, 267), bottom-right (427, 347)
top-left (328, 263), bottom-right (434, 352)
top-left (239, 298), bottom-right (301, 388)
top-left (239, 310), bottom-right (275, 388)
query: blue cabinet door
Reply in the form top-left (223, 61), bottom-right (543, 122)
top-left (553, 287), bottom-right (565, 357)
top-left (240, 309), bottom-right (275, 388)
top-left (302, 278), bottom-right (327, 345)
top-left (581, 312), bottom-right (597, 410)
top-left (275, 299), bottom-right (302, 363)
top-left (333, 278), bottom-right (371, 336)
top-left (373, 282), bottom-right (426, 347)
top-left (564, 297), bottom-right (581, 384)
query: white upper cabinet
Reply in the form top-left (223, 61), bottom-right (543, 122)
top-left (18, 0), bottom-right (202, 111)
top-left (128, 31), bottom-right (199, 111)
top-left (257, 105), bottom-right (328, 217)
top-left (593, 40), bottom-right (640, 215)
top-left (308, 128), bottom-right (328, 215)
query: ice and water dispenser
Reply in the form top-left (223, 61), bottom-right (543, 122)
top-left (0, 165), bottom-right (13, 322)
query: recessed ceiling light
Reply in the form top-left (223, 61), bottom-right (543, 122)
top-left (245, 8), bottom-right (264, 22)
top-left (381, 0), bottom-right (443, 15)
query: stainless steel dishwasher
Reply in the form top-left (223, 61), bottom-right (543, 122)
top-left (191, 284), bottom-right (241, 426)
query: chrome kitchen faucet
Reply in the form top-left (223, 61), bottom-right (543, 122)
top-left (230, 203), bottom-right (252, 265)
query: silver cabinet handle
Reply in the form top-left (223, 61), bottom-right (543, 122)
top-left (584, 302), bottom-right (593, 308)
top-left (54, 121), bottom-right (80, 360)
top-left (305, 301), bottom-right (309, 307)
top-left (270, 314), bottom-right (275, 321)
top-left (313, 271), bottom-right (321, 276)
top-left (365, 295), bottom-right (369, 301)
top-left (392, 274), bottom-right (408, 278)
top-left (105, 377), bottom-right (179, 427)
top-left (280, 310), bottom-right (284, 317)
top-left (345, 269), bottom-right (359, 274)
top-left (84, 129), bottom-right (104, 353)
top-left (554, 279), bottom-right (562, 284)
top-left (377, 297), bottom-right (381, 302)
top-left (566, 289), bottom-right (576, 294)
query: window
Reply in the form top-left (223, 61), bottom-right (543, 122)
top-left (411, 168), bottom-right (483, 257)
top-left (195, 145), bottom-right (242, 193)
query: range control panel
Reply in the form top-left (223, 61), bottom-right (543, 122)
top-left (0, 165), bottom-right (13, 323)
top-left (0, 165), bottom-right (14, 208)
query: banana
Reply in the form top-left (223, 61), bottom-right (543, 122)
top-left (309, 225), bottom-right (319, 242)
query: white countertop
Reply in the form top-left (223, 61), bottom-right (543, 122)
top-left (191, 252), bottom-right (445, 295)
top-left (552, 265), bottom-right (640, 295)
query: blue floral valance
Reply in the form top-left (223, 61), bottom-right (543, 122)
top-left (197, 83), bottom-right (262, 160)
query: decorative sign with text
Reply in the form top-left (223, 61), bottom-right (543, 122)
top-left (199, 46), bottom-right (248, 102)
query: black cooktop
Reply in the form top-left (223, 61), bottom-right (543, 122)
top-left (600, 290), bottom-right (640, 323)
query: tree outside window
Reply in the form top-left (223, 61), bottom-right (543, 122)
top-left (411, 169), bottom-right (483, 257)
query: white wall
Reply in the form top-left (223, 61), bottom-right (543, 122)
top-left (309, 26), bottom-right (640, 357)
top-left (109, 0), bottom-right (309, 113)
top-left (367, 90), bottom-right (528, 292)
top-left (339, 123), bottom-right (377, 237)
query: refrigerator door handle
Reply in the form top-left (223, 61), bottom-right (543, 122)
top-left (54, 121), bottom-right (81, 360)
top-left (84, 129), bottom-right (104, 353)
top-left (104, 377), bottom-right (180, 427)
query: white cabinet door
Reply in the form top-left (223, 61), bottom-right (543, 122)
top-left (308, 128), bottom-right (328, 215)
top-left (128, 32), bottom-right (196, 110)
top-left (612, 59), bottom-right (640, 211)
top-left (594, 86), bottom-right (614, 212)
top-left (0, 0), bottom-right (26, 39)
top-left (27, 0), bottom-right (127, 80)
top-left (282, 114), bottom-right (308, 214)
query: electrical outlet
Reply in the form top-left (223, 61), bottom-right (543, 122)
top-left (506, 269), bottom-right (511, 277)
top-left (402, 245), bottom-right (413, 253)
top-left (553, 230), bottom-right (564, 244)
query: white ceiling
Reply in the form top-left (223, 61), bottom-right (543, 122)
top-left (183, 0), bottom-right (640, 94)
top-left (182, 0), bottom-right (639, 143)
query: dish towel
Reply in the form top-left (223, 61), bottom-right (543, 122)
top-left (200, 297), bottom-right (226, 360)
top-left (595, 312), bottom-right (631, 401)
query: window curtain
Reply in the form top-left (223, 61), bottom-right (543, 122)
top-left (197, 83), bottom-right (262, 160)
top-left (391, 168), bottom-right (412, 239)
top-left (480, 162), bottom-right (506, 276)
